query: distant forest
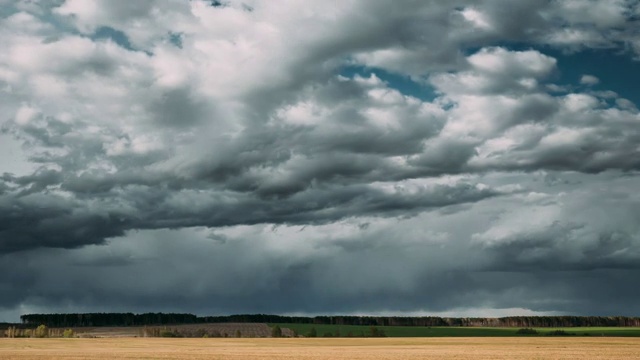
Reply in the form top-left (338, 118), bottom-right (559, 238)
top-left (19, 313), bottom-right (640, 328)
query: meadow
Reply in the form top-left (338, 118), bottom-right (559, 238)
top-left (272, 324), bottom-right (640, 337)
top-left (1, 337), bottom-right (640, 359)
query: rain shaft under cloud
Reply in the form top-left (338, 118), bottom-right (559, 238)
top-left (1, 0), bottom-right (640, 321)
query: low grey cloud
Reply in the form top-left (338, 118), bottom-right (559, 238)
top-left (1, 0), bottom-right (639, 320)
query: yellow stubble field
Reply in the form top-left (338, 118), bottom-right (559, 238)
top-left (1, 337), bottom-right (640, 359)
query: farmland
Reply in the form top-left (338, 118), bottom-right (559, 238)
top-left (1, 337), bottom-right (640, 359)
top-left (5, 322), bottom-right (640, 338)
top-left (272, 323), bottom-right (640, 337)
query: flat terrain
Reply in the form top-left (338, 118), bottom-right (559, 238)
top-left (2, 337), bottom-right (640, 359)
top-left (274, 323), bottom-right (640, 337)
top-left (66, 323), bottom-right (293, 338)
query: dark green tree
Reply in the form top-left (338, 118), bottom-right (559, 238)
top-left (306, 327), bottom-right (317, 338)
top-left (271, 325), bottom-right (283, 338)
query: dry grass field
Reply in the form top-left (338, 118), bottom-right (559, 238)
top-left (1, 337), bottom-right (640, 359)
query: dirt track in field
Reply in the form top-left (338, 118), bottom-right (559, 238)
top-left (1, 337), bottom-right (640, 359)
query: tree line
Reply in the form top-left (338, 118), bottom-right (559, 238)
top-left (4, 325), bottom-right (74, 338)
top-left (18, 313), bottom-right (640, 328)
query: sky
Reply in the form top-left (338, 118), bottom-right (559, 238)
top-left (1, 0), bottom-right (640, 322)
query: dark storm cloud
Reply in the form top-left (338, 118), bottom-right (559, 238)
top-left (0, 227), bottom-right (530, 316)
top-left (471, 173), bottom-right (640, 275)
top-left (480, 223), bottom-right (640, 271)
top-left (1, 0), bottom-right (640, 320)
top-left (0, 187), bottom-right (132, 252)
top-left (0, 172), bottom-right (501, 252)
top-left (152, 87), bottom-right (209, 128)
top-left (3, 220), bottom-right (639, 318)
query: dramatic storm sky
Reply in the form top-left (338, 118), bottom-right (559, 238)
top-left (1, 0), bottom-right (640, 322)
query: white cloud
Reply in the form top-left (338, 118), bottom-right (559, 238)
top-left (552, 0), bottom-right (628, 28)
top-left (580, 74), bottom-right (600, 85)
top-left (468, 47), bottom-right (557, 77)
top-left (430, 47), bottom-right (557, 96)
top-left (460, 7), bottom-right (493, 31)
top-left (616, 98), bottom-right (638, 111)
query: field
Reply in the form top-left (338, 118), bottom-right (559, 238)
top-left (67, 323), bottom-right (294, 338)
top-left (272, 323), bottom-right (640, 337)
top-left (1, 337), bottom-right (640, 359)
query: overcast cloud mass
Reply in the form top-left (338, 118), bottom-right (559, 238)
top-left (1, 0), bottom-right (640, 322)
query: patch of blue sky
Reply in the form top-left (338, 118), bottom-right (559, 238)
top-left (169, 32), bottom-right (183, 48)
top-left (92, 26), bottom-right (134, 50)
top-left (3, 7), bottom-right (130, 50)
top-left (466, 44), bottom-right (640, 106)
top-left (339, 65), bottom-right (438, 102)
top-left (92, 27), bottom-right (183, 52)
top-left (2, 3), bottom-right (75, 35)
top-left (0, 3), bottom-right (17, 17)
top-left (546, 47), bottom-right (640, 106)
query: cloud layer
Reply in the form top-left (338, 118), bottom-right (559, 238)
top-left (1, 0), bottom-right (639, 320)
